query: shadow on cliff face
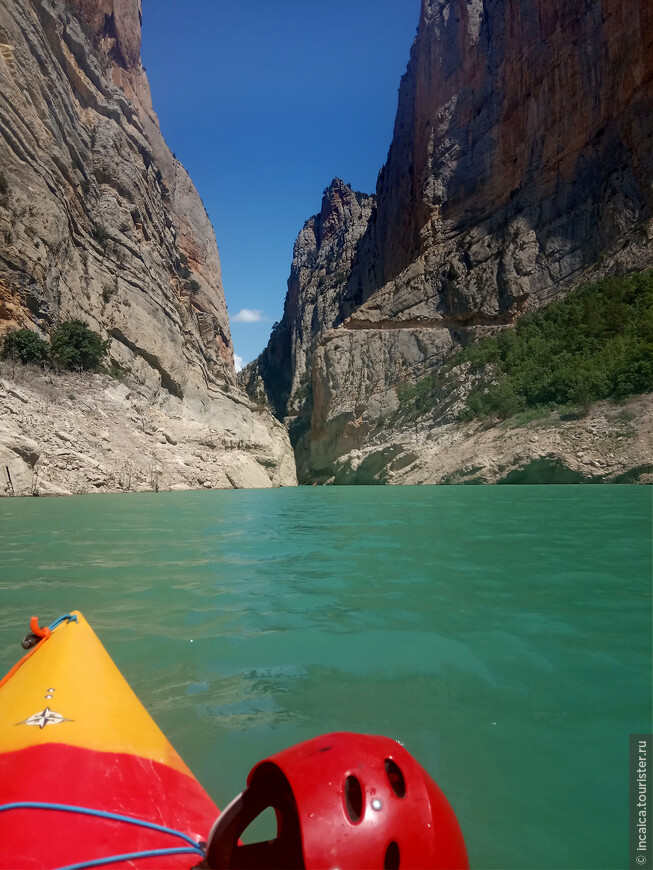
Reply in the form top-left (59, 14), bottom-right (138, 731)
top-left (496, 458), bottom-right (653, 485)
top-left (497, 458), bottom-right (600, 485)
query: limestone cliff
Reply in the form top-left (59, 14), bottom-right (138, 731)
top-left (241, 179), bottom-right (374, 467)
top-left (249, 0), bottom-right (653, 483)
top-left (0, 0), bottom-right (297, 492)
top-left (0, 361), bottom-right (296, 496)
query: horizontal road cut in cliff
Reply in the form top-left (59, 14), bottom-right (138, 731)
top-left (244, 0), bottom-right (653, 484)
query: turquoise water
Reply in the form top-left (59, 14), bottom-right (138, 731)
top-left (0, 486), bottom-right (650, 869)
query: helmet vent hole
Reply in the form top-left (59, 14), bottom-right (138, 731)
top-left (385, 759), bottom-right (406, 798)
top-left (384, 841), bottom-right (401, 869)
top-left (344, 775), bottom-right (363, 823)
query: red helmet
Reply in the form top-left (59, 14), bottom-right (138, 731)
top-left (205, 732), bottom-right (469, 869)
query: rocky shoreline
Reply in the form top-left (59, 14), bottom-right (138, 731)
top-left (0, 0), bottom-right (303, 493)
top-left (244, 0), bottom-right (652, 485)
top-left (0, 362), bottom-right (297, 497)
top-left (323, 394), bottom-right (653, 486)
top-left (2, 359), bottom-right (649, 496)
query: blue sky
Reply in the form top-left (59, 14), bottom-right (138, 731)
top-left (141, 0), bottom-right (421, 367)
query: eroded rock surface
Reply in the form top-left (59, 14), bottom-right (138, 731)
top-left (0, 363), bottom-right (296, 496)
top-left (241, 179), bottom-right (374, 465)
top-left (243, 180), bottom-right (375, 411)
top-left (0, 0), bottom-right (296, 491)
top-left (248, 0), bottom-right (653, 483)
top-left (327, 393), bottom-right (653, 486)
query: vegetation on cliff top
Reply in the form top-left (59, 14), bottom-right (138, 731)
top-left (398, 271), bottom-right (653, 422)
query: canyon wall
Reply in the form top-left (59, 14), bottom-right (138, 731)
top-left (246, 0), bottom-right (653, 483)
top-left (241, 179), bottom-right (374, 466)
top-left (0, 0), bottom-right (296, 493)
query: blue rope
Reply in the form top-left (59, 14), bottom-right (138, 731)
top-left (0, 803), bottom-right (205, 865)
top-left (58, 847), bottom-right (202, 870)
top-left (47, 614), bottom-right (79, 631)
top-left (8, 619), bottom-right (208, 868)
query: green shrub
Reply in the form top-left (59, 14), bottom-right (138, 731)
top-left (395, 271), bottom-right (653, 423)
top-left (186, 279), bottom-right (201, 294)
top-left (461, 377), bottom-right (526, 420)
top-left (50, 320), bottom-right (109, 371)
top-left (2, 328), bottom-right (49, 365)
top-left (458, 271), bottom-right (653, 419)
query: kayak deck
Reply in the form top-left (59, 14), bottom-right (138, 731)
top-left (0, 612), bottom-right (218, 869)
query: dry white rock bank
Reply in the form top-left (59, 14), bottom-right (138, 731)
top-left (326, 394), bottom-right (653, 486)
top-left (0, 363), bottom-right (297, 497)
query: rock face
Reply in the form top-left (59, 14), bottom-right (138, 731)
top-left (248, 0), bottom-right (653, 482)
top-left (0, 0), bottom-right (296, 490)
top-left (325, 384), bottom-right (653, 486)
top-left (241, 179), bottom-right (374, 466)
top-left (356, 0), bottom-right (652, 311)
top-left (0, 362), bottom-right (296, 496)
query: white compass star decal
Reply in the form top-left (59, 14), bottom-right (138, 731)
top-left (20, 707), bottom-right (71, 729)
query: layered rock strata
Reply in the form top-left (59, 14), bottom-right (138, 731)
top-left (249, 0), bottom-right (653, 482)
top-left (0, 362), bottom-right (296, 496)
top-left (0, 0), bottom-right (296, 490)
top-left (242, 179), bottom-right (374, 467)
top-left (324, 381), bottom-right (653, 486)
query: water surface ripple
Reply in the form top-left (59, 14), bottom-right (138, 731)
top-left (0, 486), bottom-right (650, 869)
